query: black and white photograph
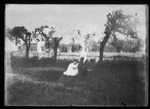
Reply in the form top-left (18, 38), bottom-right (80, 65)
top-left (5, 4), bottom-right (148, 106)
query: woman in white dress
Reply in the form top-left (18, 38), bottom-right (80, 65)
top-left (63, 60), bottom-right (79, 76)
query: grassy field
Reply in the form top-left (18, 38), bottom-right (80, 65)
top-left (5, 55), bottom-right (147, 106)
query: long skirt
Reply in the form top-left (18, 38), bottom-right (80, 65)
top-left (78, 57), bottom-right (88, 76)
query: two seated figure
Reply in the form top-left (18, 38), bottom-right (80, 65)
top-left (63, 49), bottom-right (88, 76)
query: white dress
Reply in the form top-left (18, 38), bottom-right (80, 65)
top-left (63, 63), bottom-right (78, 76)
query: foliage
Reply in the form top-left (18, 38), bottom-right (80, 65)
top-left (76, 29), bottom-right (95, 51)
top-left (59, 44), bottom-right (68, 52)
top-left (104, 43), bottom-right (117, 52)
top-left (107, 35), bottom-right (144, 53)
top-left (105, 10), bottom-right (138, 38)
top-left (34, 26), bottom-right (55, 41)
top-left (7, 26), bottom-right (32, 58)
top-left (123, 38), bottom-right (144, 52)
top-left (34, 25), bottom-right (62, 61)
top-left (7, 26), bottom-right (31, 45)
top-left (109, 39), bottom-right (124, 52)
top-left (86, 39), bottom-right (99, 52)
top-left (59, 43), bottom-right (82, 53)
top-left (71, 44), bottom-right (82, 52)
top-left (99, 10), bottom-right (140, 61)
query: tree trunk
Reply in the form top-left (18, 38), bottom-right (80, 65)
top-left (71, 45), bottom-right (75, 52)
top-left (99, 33), bottom-right (110, 62)
top-left (25, 35), bottom-right (31, 58)
top-left (15, 37), bottom-right (17, 46)
top-left (53, 46), bottom-right (57, 62)
top-left (52, 37), bottom-right (62, 62)
top-left (99, 45), bottom-right (104, 62)
top-left (25, 45), bottom-right (30, 58)
top-left (116, 47), bottom-right (121, 52)
top-left (48, 47), bottom-right (52, 58)
top-left (53, 38), bottom-right (58, 62)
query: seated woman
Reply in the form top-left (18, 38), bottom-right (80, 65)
top-left (63, 59), bottom-right (79, 76)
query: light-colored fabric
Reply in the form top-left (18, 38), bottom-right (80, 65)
top-left (63, 63), bottom-right (79, 76)
top-left (80, 50), bottom-right (87, 63)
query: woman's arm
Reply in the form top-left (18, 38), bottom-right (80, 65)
top-left (72, 64), bottom-right (78, 69)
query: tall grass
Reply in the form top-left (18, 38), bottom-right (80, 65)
top-left (96, 58), bottom-right (145, 70)
top-left (7, 55), bottom-right (147, 106)
top-left (11, 55), bottom-right (146, 69)
top-left (10, 56), bottom-right (55, 68)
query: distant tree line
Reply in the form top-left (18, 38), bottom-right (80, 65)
top-left (58, 37), bottom-right (143, 53)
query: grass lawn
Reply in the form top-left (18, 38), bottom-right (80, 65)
top-left (5, 56), bottom-right (147, 106)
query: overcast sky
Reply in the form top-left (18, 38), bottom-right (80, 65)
top-left (5, 4), bottom-right (147, 51)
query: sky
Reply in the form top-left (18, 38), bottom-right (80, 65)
top-left (5, 4), bottom-right (147, 52)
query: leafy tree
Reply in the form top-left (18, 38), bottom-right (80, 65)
top-left (109, 39), bottom-right (125, 52)
top-left (100, 10), bottom-right (139, 61)
top-left (77, 29), bottom-right (95, 51)
top-left (7, 26), bottom-right (32, 58)
top-left (132, 38), bottom-right (144, 52)
top-left (84, 38), bottom-right (98, 52)
top-left (108, 35), bottom-right (144, 52)
top-left (34, 25), bottom-right (62, 62)
top-left (123, 38), bottom-right (144, 52)
top-left (104, 43), bottom-right (117, 52)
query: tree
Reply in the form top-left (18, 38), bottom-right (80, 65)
top-left (108, 35), bottom-right (144, 52)
top-left (71, 37), bottom-right (76, 52)
top-left (104, 43), bottom-right (117, 52)
top-left (52, 37), bottom-right (63, 61)
top-left (77, 29), bottom-right (95, 51)
top-left (109, 38), bottom-right (125, 52)
top-left (34, 25), bottom-right (62, 62)
top-left (132, 38), bottom-right (144, 52)
top-left (85, 38), bottom-right (99, 52)
top-left (123, 38), bottom-right (144, 52)
top-left (99, 10), bottom-right (139, 61)
top-left (7, 26), bottom-right (32, 58)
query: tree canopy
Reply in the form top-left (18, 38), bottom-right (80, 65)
top-left (34, 25), bottom-right (62, 61)
top-left (7, 26), bottom-right (31, 45)
top-left (104, 10), bottom-right (138, 39)
top-left (99, 9), bottom-right (140, 61)
top-left (7, 26), bottom-right (32, 58)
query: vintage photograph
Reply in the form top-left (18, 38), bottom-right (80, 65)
top-left (5, 4), bottom-right (148, 106)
